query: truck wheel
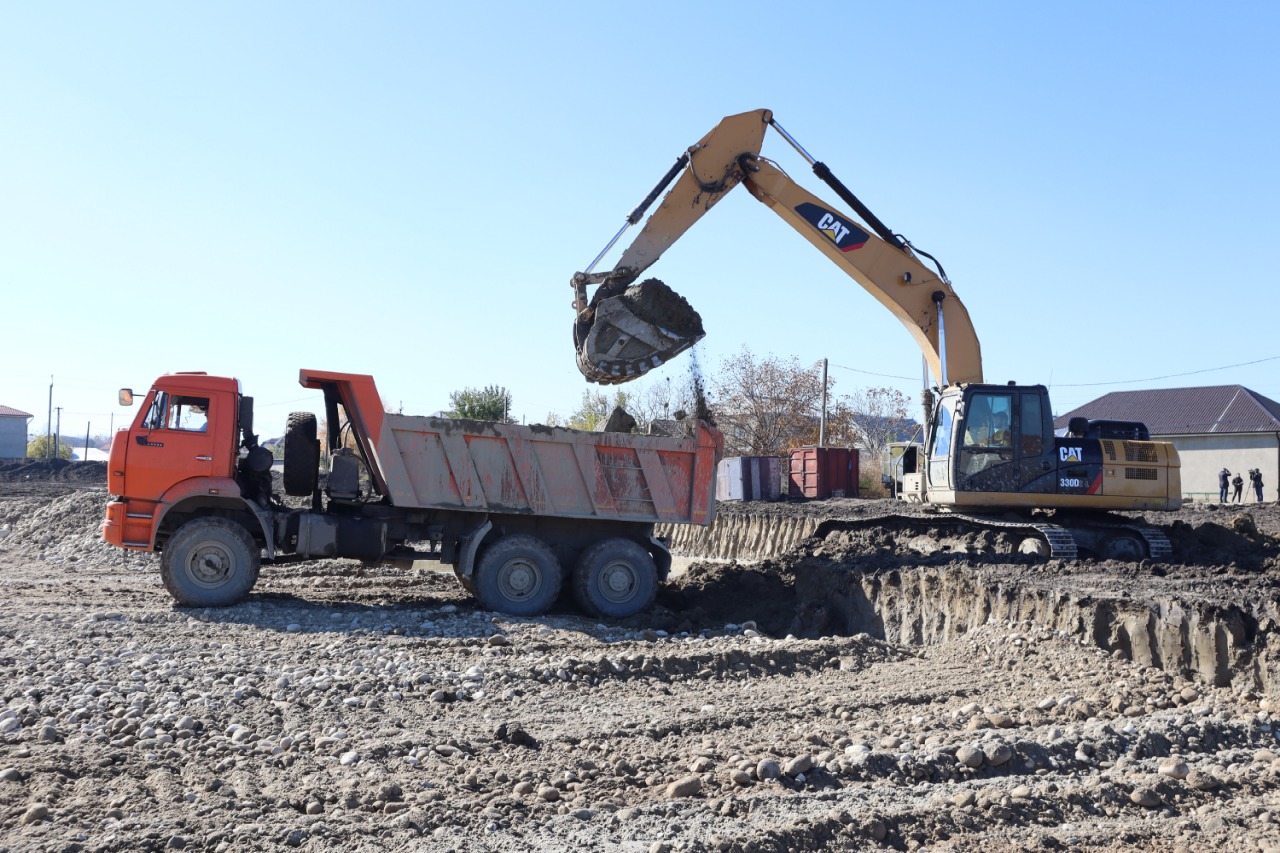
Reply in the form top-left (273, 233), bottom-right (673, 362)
top-left (161, 518), bottom-right (261, 607)
top-left (572, 538), bottom-right (657, 619)
top-left (474, 535), bottom-right (562, 617)
top-left (283, 412), bottom-right (320, 497)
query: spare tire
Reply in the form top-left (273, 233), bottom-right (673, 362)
top-left (283, 412), bottom-right (320, 497)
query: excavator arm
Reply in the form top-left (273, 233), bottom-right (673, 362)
top-left (572, 109), bottom-right (983, 388)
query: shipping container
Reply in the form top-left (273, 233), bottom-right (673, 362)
top-left (788, 446), bottom-right (859, 500)
top-left (716, 456), bottom-right (782, 502)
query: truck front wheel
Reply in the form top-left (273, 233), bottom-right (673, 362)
top-left (474, 535), bottom-right (562, 617)
top-left (572, 538), bottom-right (657, 619)
top-left (161, 518), bottom-right (261, 607)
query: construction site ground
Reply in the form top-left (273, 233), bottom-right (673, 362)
top-left (4, 465), bottom-right (1280, 851)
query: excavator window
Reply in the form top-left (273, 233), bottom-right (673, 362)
top-left (960, 392), bottom-right (1014, 479)
top-left (963, 393), bottom-right (1013, 450)
top-left (1021, 393), bottom-right (1045, 457)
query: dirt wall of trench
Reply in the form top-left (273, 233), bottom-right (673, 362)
top-left (657, 514), bottom-right (818, 561)
top-left (662, 504), bottom-right (1280, 696)
top-left (793, 564), bottom-right (1280, 695)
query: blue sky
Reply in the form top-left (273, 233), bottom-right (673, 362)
top-left (3, 2), bottom-right (1277, 440)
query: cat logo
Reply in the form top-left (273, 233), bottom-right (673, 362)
top-left (1059, 446), bottom-right (1083, 463)
top-left (816, 212), bottom-right (851, 244)
top-left (794, 202), bottom-right (870, 251)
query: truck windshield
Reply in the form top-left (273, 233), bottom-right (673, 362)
top-left (142, 392), bottom-right (168, 430)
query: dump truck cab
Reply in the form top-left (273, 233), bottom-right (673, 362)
top-left (103, 373), bottom-right (274, 553)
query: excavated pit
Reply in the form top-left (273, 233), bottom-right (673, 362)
top-left (659, 500), bottom-right (1280, 695)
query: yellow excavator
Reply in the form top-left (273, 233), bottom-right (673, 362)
top-left (571, 109), bottom-right (1181, 560)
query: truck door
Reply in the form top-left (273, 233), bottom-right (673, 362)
top-left (125, 390), bottom-right (218, 500)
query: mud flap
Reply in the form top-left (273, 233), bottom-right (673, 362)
top-left (453, 519), bottom-right (492, 593)
top-left (647, 534), bottom-right (673, 581)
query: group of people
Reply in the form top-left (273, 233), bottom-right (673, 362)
top-left (1219, 466), bottom-right (1265, 502)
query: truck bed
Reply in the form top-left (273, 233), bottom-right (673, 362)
top-left (374, 415), bottom-right (721, 525)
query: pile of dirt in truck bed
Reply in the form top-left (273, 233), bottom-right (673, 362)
top-left (8, 482), bottom-right (1280, 850)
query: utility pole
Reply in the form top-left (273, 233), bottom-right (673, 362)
top-left (46, 376), bottom-right (52, 459)
top-left (818, 358), bottom-right (828, 447)
top-left (85, 422), bottom-right (91, 461)
top-left (55, 407), bottom-right (62, 459)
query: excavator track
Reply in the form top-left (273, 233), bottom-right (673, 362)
top-left (811, 511), bottom-right (1173, 563)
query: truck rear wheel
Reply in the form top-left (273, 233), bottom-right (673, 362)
top-left (572, 538), bottom-right (657, 619)
top-left (161, 518), bottom-right (261, 607)
top-left (474, 534), bottom-right (562, 617)
top-left (283, 412), bottom-right (320, 497)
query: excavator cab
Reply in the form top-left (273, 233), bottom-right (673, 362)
top-left (925, 384), bottom-right (1057, 499)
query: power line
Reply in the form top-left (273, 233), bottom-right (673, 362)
top-left (829, 363), bottom-right (917, 381)
top-left (832, 354), bottom-right (1280, 390)
top-left (1054, 355), bottom-right (1280, 387)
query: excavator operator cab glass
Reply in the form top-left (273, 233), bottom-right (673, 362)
top-left (958, 391), bottom-right (1014, 481)
top-left (963, 393), bottom-right (1013, 450)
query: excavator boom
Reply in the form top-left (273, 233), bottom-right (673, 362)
top-left (571, 109), bottom-right (983, 387)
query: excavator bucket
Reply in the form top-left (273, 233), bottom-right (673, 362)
top-left (574, 278), bottom-right (704, 385)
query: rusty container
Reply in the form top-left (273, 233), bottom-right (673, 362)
top-left (788, 446), bottom-right (859, 500)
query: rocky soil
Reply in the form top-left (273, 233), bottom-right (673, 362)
top-left (3, 470), bottom-right (1280, 851)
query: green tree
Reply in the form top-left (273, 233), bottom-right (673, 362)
top-left (26, 436), bottom-right (73, 460)
top-left (567, 388), bottom-right (628, 432)
top-left (449, 385), bottom-right (513, 422)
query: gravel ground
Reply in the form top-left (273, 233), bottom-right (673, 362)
top-left (3, 478), bottom-right (1280, 851)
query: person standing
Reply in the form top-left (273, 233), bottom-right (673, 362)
top-left (1232, 471), bottom-right (1245, 502)
top-left (1219, 467), bottom-right (1231, 502)
top-left (1251, 468), bottom-right (1265, 502)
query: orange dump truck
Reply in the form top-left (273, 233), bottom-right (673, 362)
top-left (102, 369), bottom-right (722, 617)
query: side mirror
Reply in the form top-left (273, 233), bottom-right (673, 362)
top-left (118, 389), bottom-right (135, 407)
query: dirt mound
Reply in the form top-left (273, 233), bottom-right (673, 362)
top-left (0, 459), bottom-right (107, 483)
top-left (591, 277), bottom-right (704, 339)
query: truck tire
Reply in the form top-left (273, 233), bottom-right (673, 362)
top-left (283, 412), bottom-right (320, 497)
top-left (161, 517), bottom-right (261, 607)
top-left (572, 538), bottom-right (657, 619)
top-left (474, 534), bottom-right (562, 617)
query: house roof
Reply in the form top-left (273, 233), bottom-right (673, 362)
top-left (0, 405), bottom-right (33, 418)
top-left (1054, 385), bottom-right (1280, 436)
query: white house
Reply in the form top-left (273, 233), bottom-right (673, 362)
top-left (0, 405), bottom-right (33, 460)
top-left (1055, 385), bottom-right (1280, 502)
